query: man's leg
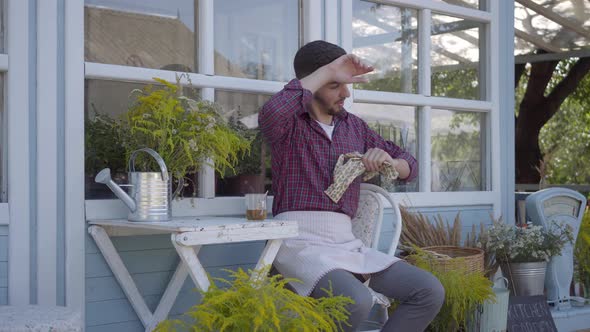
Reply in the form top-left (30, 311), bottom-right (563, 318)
top-left (310, 269), bottom-right (373, 332)
top-left (369, 261), bottom-right (445, 332)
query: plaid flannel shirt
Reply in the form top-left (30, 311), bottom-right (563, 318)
top-left (259, 79), bottom-right (418, 218)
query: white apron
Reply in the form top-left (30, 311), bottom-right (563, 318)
top-left (273, 211), bottom-right (400, 296)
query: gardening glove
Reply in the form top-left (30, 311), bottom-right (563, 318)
top-left (325, 152), bottom-right (399, 203)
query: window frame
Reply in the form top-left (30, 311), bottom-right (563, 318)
top-left (82, 0), bottom-right (501, 214)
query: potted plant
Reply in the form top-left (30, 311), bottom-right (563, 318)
top-left (403, 248), bottom-right (495, 332)
top-left (85, 113), bottom-right (127, 198)
top-left (154, 266), bottom-right (353, 332)
top-left (217, 129), bottom-right (268, 195)
top-left (485, 221), bottom-right (573, 296)
top-left (120, 77), bottom-right (250, 196)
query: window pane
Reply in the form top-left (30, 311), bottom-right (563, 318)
top-left (431, 109), bottom-right (485, 192)
top-left (352, 1), bottom-right (418, 94)
top-left (431, 14), bottom-right (484, 100)
top-left (0, 75), bottom-right (5, 202)
top-left (434, 0), bottom-right (485, 11)
top-left (214, 0), bottom-right (299, 81)
top-left (350, 103), bottom-right (418, 192)
top-left (85, 79), bottom-right (200, 199)
top-left (215, 91), bottom-right (271, 196)
top-left (85, 1), bottom-right (197, 72)
top-left (0, 0), bottom-right (4, 53)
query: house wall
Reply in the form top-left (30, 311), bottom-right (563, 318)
top-left (0, 226), bottom-right (7, 305)
top-left (85, 206), bottom-right (493, 332)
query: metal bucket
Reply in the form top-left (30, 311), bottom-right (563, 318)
top-left (127, 148), bottom-right (181, 222)
top-left (501, 261), bottom-right (547, 296)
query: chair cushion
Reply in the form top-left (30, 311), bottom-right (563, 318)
top-left (352, 192), bottom-right (381, 248)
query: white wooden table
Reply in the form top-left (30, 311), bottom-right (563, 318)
top-left (88, 217), bottom-right (298, 332)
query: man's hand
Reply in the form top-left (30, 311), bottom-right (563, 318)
top-left (300, 54), bottom-right (374, 93)
top-left (362, 148), bottom-right (411, 179)
top-left (326, 54), bottom-right (374, 84)
top-left (362, 148), bottom-right (394, 172)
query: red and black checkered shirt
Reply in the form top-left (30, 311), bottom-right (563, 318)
top-left (259, 79), bottom-right (418, 218)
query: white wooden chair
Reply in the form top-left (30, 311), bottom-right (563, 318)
top-left (352, 183), bottom-right (403, 329)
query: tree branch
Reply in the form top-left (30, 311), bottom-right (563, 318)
top-left (521, 58), bottom-right (558, 105)
top-left (515, 63), bottom-right (526, 89)
top-left (546, 57), bottom-right (590, 117)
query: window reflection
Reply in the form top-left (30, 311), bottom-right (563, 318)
top-left (431, 14), bottom-right (484, 100)
top-left (434, 0), bottom-right (483, 11)
top-left (214, 0), bottom-right (299, 81)
top-left (85, 0), bottom-right (196, 71)
top-left (431, 109), bottom-right (485, 191)
top-left (84, 79), bottom-right (201, 199)
top-left (350, 103), bottom-right (418, 192)
top-left (352, 1), bottom-right (418, 94)
top-left (215, 91), bottom-right (272, 196)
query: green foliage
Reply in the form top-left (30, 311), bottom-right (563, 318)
top-left (539, 87), bottom-right (590, 185)
top-left (85, 114), bottom-right (126, 175)
top-left (574, 208), bottom-right (590, 297)
top-left (431, 67), bottom-right (480, 100)
top-left (222, 117), bottom-right (266, 177)
top-left (406, 248), bottom-right (495, 332)
top-left (155, 266), bottom-right (354, 332)
top-left (516, 58), bottom-right (590, 185)
top-left (122, 78), bottom-right (250, 180)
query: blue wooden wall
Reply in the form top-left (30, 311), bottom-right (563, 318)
top-left (85, 206), bottom-right (493, 331)
top-left (0, 226), bottom-right (8, 305)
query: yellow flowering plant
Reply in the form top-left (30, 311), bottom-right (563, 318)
top-left (121, 77), bottom-right (250, 189)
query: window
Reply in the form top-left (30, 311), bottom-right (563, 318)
top-left (431, 109), bottom-right (485, 191)
top-left (431, 14), bottom-right (484, 100)
top-left (350, 102), bottom-right (418, 192)
top-left (351, 0), bottom-right (492, 197)
top-left (434, 0), bottom-right (484, 11)
top-left (214, 0), bottom-right (299, 81)
top-left (85, 0), bottom-right (197, 71)
top-left (215, 91), bottom-right (272, 196)
top-left (352, 2), bottom-right (418, 93)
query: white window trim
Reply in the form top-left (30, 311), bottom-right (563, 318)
top-left (65, 0), bottom-right (86, 311)
top-left (82, 0), bottom-right (502, 214)
top-left (37, 0), bottom-right (58, 306)
top-left (0, 54), bottom-right (7, 71)
top-left (0, 51), bottom-right (6, 221)
top-left (7, 0), bottom-right (32, 305)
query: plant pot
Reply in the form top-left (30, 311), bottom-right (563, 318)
top-left (501, 261), bottom-right (547, 296)
top-left (220, 174), bottom-right (265, 196)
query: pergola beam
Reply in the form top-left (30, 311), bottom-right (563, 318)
top-left (515, 0), bottom-right (590, 40)
top-left (515, 28), bottom-right (561, 53)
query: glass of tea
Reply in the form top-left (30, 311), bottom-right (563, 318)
top-left (245, 193), bottom-right (267, 221)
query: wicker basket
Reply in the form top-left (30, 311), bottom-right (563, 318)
top-left (417, 246), bottom-right (485, 275)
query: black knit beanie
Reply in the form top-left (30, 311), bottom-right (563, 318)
top-left (294, 40), bottom-right (346, 79)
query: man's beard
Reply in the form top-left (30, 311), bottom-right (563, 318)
top-left (314, 95), bottom-right (345, 116)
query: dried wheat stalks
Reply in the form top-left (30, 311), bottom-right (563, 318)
top-left (400, 207), bottom-right (462, 247)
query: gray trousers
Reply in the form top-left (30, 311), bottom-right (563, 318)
top-left (310, 261), bottom-right (445, 332)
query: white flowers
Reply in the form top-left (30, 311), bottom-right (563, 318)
top-left (188, 139), bottom-right (198, 152)
top-left (485, 221), bottom-right (573, 263)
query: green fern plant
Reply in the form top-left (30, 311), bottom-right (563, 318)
top-left (155, 266), bottom-right (353, 332)
top-left (122, 77), bottom-right (250, 182)
top-left (405, 248), bottom-right (495, 332)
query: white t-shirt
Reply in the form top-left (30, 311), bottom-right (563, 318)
top-left (315, 120), bottom-right (335, 140)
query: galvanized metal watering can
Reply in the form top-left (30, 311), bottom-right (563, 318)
top-left (95, 148), bottom-right (182, 222)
